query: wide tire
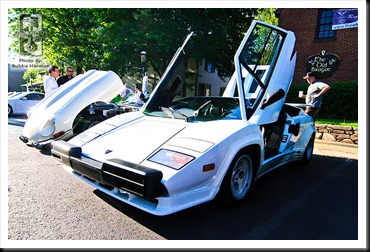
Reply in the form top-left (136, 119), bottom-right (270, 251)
top-left (219, 153), bottom-right (254, 206)
top-left (300, 134), bottom-right (315, 165)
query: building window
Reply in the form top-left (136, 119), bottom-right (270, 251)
top-left (198, 83), bottom-right (211, 96)
top-left (204, 60), bottom-right (215, 73)
top-left (317, 9), bottom-right (336, 39)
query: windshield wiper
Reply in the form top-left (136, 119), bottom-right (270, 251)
top-left (160, 106), bottom-right (193, 122)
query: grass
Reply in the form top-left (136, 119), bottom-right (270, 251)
top-left (316, 119), bottom-right (358, 127)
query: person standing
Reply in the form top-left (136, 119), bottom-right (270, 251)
top-left (120, 83), bottom-right (134, 98)
top-left (57, 66), bottom-right (74, 86)
top-left (135, 83), bottom-right (148, 104)
top-left (44, 65), bottom-right (59, 97)
top-left (299, 72), bottom-right (330, 121)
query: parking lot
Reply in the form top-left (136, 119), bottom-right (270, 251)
top-left (4, 115), bottom-right (362, 248)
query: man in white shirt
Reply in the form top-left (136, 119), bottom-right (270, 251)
top-left (44, 65), bottom-right (59, 97)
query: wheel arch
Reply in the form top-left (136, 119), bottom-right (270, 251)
top-left (300, 131), bottom-right (316, 165)
top-left (8, 104), bottom-right (13, 115)
top-left (215, 143), bottom-right (262, 205)
top-left (213, 140), bottom-right (263, 194)
top-left (237, 144), bottom-right (262, 180)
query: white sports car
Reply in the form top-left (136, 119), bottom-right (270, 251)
top-left (8, 91), bottom-right (44, 115)
top-left (19, 70), bottom-right (125, 149)
top-left (51, 21), bottom-right (315, 216)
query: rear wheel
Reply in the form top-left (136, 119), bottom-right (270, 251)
top-left (300, 133), bottom-right (315, 165)
top-left (219, 153), bottom-right (254, 206)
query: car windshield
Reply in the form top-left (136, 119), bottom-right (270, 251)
top-left (146, 96), bottom-right (241, 122)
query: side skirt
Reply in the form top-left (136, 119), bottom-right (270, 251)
top-left (256, 149), bottom-right (304, 179)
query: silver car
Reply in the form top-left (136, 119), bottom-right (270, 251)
top-left (8, 91), bottom-right (44, 115)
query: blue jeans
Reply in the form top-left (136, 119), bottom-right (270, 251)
top-left (305, 106), bottom-right (320, 121)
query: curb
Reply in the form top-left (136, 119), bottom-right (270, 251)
top-left (314, 139), bottom-right (358, 149)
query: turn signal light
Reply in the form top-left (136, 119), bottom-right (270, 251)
top-left (53, 131), bottom-right (65, 138)
top-left (203, 163), bottom-right (215, 172)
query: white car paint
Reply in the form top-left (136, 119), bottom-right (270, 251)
top-left (51, 21), bottom-right (316, 216)
top-left (19, 70), bottom-right (124, 148)
top-left (8, 91), bottom-right (44, 115)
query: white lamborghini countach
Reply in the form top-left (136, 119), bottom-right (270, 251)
top-left (51, 21), bottom-right (315, 216)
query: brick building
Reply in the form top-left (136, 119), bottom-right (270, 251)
top-left (275, 8), bottom-right (358, 84)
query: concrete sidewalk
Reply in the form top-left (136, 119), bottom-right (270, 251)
top-left (313, 139), bottom-right (358, 160)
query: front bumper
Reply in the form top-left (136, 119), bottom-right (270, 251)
top-left (51, 140), bottom-right (166, 200)
top-left (19, 130), bottom-right (72, 149)
top-left (19, 135), bottom-right (53, 149)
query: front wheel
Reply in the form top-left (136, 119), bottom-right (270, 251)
top-left (8, 105), bottom-right (13, 115)
top-left (219, 153), bottom-right (254, 206)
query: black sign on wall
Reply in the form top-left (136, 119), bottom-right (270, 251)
top-left (306, 51), bottom-right (342, 79)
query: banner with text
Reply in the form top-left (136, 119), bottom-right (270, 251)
top-left (332, 9), bottom-right (358, 30)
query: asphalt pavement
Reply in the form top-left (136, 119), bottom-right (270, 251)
top-left (4, 115), bottom-right (363, 248)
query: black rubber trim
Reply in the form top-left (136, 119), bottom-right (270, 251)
top-left (51, 141), bottom-right (167, 199)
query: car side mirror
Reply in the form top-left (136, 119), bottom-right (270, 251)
top-left (21, 97), bottom-right (28, 100)
top-left (260, 89), bottom-right (285, 109)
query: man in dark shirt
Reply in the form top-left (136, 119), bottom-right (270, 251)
top-left (57, 66), bottom-right (74, 86)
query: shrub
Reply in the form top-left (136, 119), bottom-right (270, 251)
top-left (286, 80), bottom-right (358, 120)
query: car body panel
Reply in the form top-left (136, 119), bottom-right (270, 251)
top-left (8, 91), bottom-right (44, 115)
top-left (20, 70), bottom-right (124, 147)
top-left (51, 20), bottom-right (315, 216)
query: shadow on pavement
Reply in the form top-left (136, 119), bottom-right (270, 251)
top-left (93, 154), bottom-right (358, 240)
top-left (8, 115), bottom-right (27, 127)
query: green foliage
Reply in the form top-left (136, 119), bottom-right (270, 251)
top-left (8, 8), bottom-right (276, 79)
top-left (256, 8), bottom-right (278, 25)
top-left (286, 80), bottom-right (358, 121)
top-left (23, 68), bottom-right (44, 83)
top-left (315, 119), bottom-right (358, 127)
top-left (178, 8), bottom-right (257, 78)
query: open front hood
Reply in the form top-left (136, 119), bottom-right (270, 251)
top-left (78, 116), bottom-right (188, 164)
top-left (22, 70), bottom-right (124, 141)
top-left (30, 70), bottom-right (123, 116)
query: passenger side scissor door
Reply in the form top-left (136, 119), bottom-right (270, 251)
top-left (234, 21), bottom-right (297, 125)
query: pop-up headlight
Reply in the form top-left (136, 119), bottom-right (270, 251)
top-left (149, 149), bottom-right (194, 170)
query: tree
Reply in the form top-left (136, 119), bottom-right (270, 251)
top-left (22, 68), bottom-right (43, 83)
top-left (255, 8), bottom-right (278, 26)
top-left (9, 8), bottom-right (276, 80)
top-left (109, 8), bottom-right (259, 78)
top-left (9, 8), bottom-right (104, 75)
top-left (179, 8), bottom-right (257, 78)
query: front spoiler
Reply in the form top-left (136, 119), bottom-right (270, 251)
top-left (51, 140), bottom-right (166, 200)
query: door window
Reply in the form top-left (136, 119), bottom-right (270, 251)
top-left (237, 23), bottom-right (286, 118)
